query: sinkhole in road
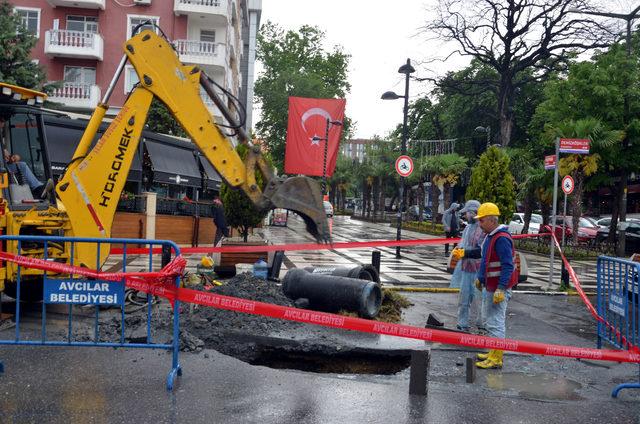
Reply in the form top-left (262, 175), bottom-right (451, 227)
top-left (224, 332), bottom-right (412, 375)
top-left (249, 345), bottom-right (412, 374)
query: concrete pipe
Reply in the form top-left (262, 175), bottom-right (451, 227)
top-left (283, 268), bottom-right (382, 319)
top-left (303, 265), bottom-right (381, 284)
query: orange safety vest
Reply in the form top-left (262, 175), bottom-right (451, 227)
top-left (483, 232), bottom-right (519, 292)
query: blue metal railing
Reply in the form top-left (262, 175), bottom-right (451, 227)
top-left (0, 235), bottom-right (182, 390)
top-left (596, 255), bottom-right (640, 398)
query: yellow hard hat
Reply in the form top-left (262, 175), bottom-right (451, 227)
top-left (200, 255), bottom-right (214, 268)
top-left (476, 202), bottom-right (500, 219)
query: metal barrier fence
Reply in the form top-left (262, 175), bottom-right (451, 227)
top-left (0, 236), bottom-right (182, 390)
top-left (596, 255), bottom-right (640, 397)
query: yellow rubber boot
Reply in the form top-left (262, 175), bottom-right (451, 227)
top-left (476, 350), bottom-right (503, 369)
top-left (476, 350), bottom-right (491, 360)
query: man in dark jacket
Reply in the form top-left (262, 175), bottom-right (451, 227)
top-left (212, 197), bottom-right (229, 246)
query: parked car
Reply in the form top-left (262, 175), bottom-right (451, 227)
top-left (508, 213), bottom-right (543, 234)
top-left (540, 216), bottom-right (599, 243)
top-left (595, 221), bottom-right (640, 254)
top-left (596, 217), bottom-right (640, 228)
top-left (408, 205), bottom-right (433, 221)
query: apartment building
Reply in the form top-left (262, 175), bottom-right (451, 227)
top-left (10, 0), bottom-right (261, 131)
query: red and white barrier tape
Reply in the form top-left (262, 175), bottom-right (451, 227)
top-left (110, 233), bottom-right (541, 255)
top-left (0, 243), bottom-right (639, 363)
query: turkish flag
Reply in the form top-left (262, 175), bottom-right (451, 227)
top-left (284, 97), bottom-right (346, 176)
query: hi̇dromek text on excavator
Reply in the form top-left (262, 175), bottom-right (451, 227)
top-left (0, 27), bottom-right (329, 299)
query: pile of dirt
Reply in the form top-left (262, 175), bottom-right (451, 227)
top-left (72, 273), bottom-right (413, 365)
top-left (337, 289), bottom-right (412, 323)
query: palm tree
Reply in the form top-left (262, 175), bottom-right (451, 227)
top-left (422, 153), bottom-right (468, 226)
top-left (545, 118), bottom-right (624, 241)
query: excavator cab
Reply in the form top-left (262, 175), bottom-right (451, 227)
top-left (0, 84), bottom-right (54, 211)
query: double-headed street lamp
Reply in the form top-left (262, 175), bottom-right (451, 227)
top-left (312, 118), bottom-right (343, 195)
top-left (381, 58), bottom-right (415, 258)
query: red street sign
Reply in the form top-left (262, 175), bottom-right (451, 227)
top-left (562, 175), bottom-right (575, 195)
top-left (559, 138), bottom-right (590, 154)
top-left (395, 155), bottom-right (414, 177)
top-left (544, 155), bottom-right (556, 170)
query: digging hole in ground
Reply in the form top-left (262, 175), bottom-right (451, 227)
top-left (248, 346), bottom-right (412, 374)
top-left (219, 331), bottom-right (412, 375)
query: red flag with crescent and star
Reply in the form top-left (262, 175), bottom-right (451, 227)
top-left (284, 97), bottom-right (346, 176)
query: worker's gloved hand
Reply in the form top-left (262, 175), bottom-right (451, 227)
top-left (474, 279), bottom-right (483, 291)
top-left (493, 288), bottom-right (506, 304)
top-left (451, 248), bottom-right (465, 260)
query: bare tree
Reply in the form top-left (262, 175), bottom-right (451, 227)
top-left (425, 0), bottom-right (614, 146)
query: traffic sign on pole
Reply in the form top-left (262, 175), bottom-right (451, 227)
top-left (562, 175), bottom-right (575, 195)
top-left (544, 155), bottom-right (556, 170)
top-left (395, 155), bottom-right (414, 177)
top-left (559, 139), bottom-right (590, 154)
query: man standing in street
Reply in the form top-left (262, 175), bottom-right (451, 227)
top-left (442, 202), bottom-right (460, 256)
top-left (449, 200), bottom-right (485, 333)
top-left (451, 202), bottom-right (517, 369)
top-left (212, 197), bottom-right (229, 246)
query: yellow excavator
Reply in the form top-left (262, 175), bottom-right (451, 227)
top-left (0, 28), bottom-right (329, 298)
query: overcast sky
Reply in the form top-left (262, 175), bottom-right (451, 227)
top-left (258, 0), bottom-right (468, 140)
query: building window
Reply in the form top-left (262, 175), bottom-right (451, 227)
top-left (63, 66), bottom-right (96, 85)
top-left (15, 8), bottom-right (40, 37)
top-left (200, 30), bottom-right (216, 43)
top-left (127, 15), bottom-right (160, 39)
top-left (124, 65), bottom-right (139, 93)
top-left (67, 16), bottom-right (98, 33)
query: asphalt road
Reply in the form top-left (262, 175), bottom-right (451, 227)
top-left (0, 216), bottom-right (638, 423)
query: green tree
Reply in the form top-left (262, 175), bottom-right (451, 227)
top-left (466, 146), bottom-right (516, 222)
top-left (532, 41), bottom-right (640, 239)
top-left (145, 99), bottom-right (187, 137)
top-left (544, 118), bottom-right (623, 240)
top-left (220, 144), bottom-right (269, 242)
top-left (255, 22), bottom-right (351, 171)
top-left (422, 153), bottom-right (468, 225)
top-left (427, 0), bottom-right (611, 146)
top-left (0, 1), bottom-right (46, 89)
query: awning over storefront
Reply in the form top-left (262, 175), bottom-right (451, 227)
top-left (43, 116), bottom-right (142, 181)
top-left (144, 139), bottom-right (202, 188)
top-left (198, 155), bottom-right (222, 191)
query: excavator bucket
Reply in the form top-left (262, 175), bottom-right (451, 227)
top-left (262, 176), bottom-right (331, 243)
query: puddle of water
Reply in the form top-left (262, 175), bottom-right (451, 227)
top-left (484, 372), bottom-right (583, 401)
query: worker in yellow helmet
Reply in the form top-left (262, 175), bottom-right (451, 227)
top-left (451, 202), bottom-right (519, 369)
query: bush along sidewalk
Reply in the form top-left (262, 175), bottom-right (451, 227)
top-left (514, 238), bottom-right (615, 261)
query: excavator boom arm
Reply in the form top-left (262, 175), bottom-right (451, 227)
top-left (56, 30), bottom-right (329, 267)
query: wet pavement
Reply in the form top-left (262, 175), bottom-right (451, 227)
top-left (1, 216), bottom-right (638, 423)
top-left (1, 289), bottom-right (640, 423)
top-left (260, 215), bottom-right (598, 291)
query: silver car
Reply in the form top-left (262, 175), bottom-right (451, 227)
top-left (508, 213), bottom-right (543, 234)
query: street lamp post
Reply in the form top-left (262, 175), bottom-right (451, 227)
top-left (312, 118), bottom-right (343, 195)
top-left (474, 125), bottom-right (491, 150)
top-left (381, 58), bottom-right (415, 258)
top-left (570, 5), bottom-right (640, 224)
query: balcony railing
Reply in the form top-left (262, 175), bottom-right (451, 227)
top-left (173, 0), bottom-right (228, 20)
top-left (44, 29), bottom-right (104, 60)
top-left (174, 40), bottom-right (226, 68)
top-left (46, 0), bottom-right (105, 9)
top-left (48, 83), bottom-right (101, 110)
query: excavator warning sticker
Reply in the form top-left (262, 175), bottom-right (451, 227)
top-left (44, 277), bottom-right (124, 305)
